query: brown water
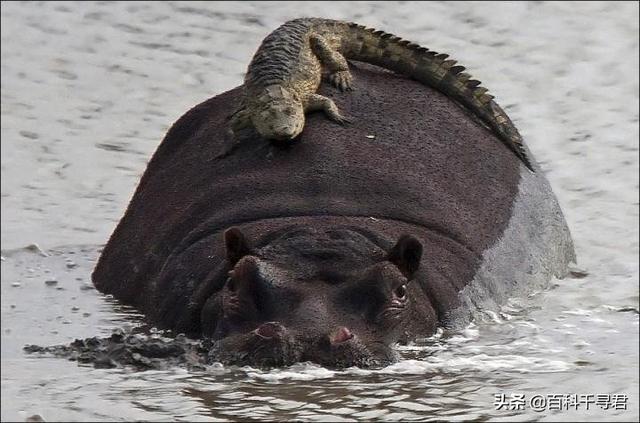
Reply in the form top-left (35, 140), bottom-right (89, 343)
top-left (1, 1), bottom-right (638, 421)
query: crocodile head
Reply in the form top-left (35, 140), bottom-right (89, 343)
top-left (203, 226), bottom-right (429, 368)
top-left (252, 86), bottom-right (305, 141)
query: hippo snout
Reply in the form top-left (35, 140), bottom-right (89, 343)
top-left (330, 327), bottom-right (354, 345)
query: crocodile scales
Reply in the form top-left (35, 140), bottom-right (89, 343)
top-left (230, 18), bottom-right (534, 171)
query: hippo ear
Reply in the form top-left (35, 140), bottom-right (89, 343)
top-left (223, 227), bottom-right (252, 265)
top-left (387, 235), bottom-right (423, 278)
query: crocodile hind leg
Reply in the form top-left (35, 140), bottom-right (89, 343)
top-left (309, 34), bottom-right (353, 91)
top-left (304, 93), bottom-right (351, 124)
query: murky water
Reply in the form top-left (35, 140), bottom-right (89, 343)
top-left (2, 1), bottom-right (638, 421)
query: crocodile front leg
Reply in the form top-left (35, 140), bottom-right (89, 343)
top-left (304, 93), bottom-right (351, 124)
top-left (218, 102), bottom-right (255, 158)
top-left (229, 104), bottom-right (253, 136)
top-left (309, 34), bottom-right (353, 91)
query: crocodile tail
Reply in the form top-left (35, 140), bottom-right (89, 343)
top-left (341, 22), bottom-right (534, 171)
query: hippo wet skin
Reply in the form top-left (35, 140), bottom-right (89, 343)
top-left (92, 62), bottom-right (575, 368)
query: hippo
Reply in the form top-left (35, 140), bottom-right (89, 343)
top-left (92, 62), bottom-right (575, 368)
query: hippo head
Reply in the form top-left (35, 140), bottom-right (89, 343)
top-left (203, 226), bottom-right (433, 368)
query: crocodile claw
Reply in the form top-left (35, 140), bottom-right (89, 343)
top-left (332, 114), bottom-right (353, 125)
top-left (329, 71), bottom-right (353, 92)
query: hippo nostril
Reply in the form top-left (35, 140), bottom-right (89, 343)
top-left (254, 322), bottom-right (285, 339)
top-left (330, 327), bottom-right (354, 345)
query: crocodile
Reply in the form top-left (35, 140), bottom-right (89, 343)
top-left (229, 18), bottom-right (533, 171)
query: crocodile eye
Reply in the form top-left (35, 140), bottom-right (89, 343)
top-left (394, 284), bottom-right (407, 300)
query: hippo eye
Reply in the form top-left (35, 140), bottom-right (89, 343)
top-left (394, 284), bottom-right (407, 300)
top-left (227, 277), bottom-right (237, 292)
